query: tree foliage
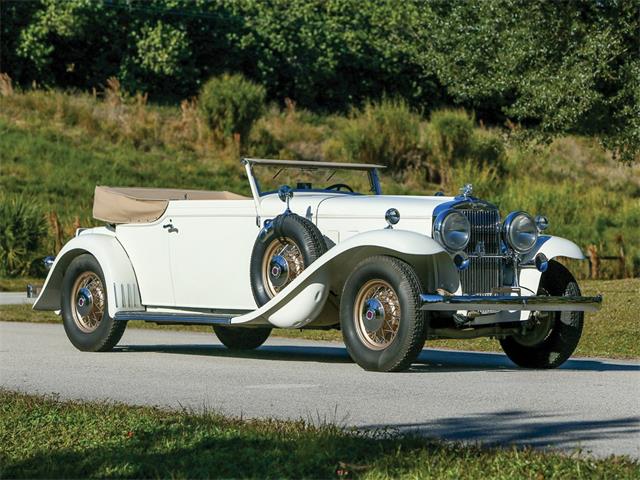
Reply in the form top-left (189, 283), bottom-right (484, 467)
top-left (1, 0), bottom-right (638, 158)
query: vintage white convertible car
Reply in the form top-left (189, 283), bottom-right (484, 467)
top-left (34, 158), bottom-right (602, 371)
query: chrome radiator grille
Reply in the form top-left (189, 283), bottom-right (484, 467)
top-left (458, 208), bottom-right (503, 294)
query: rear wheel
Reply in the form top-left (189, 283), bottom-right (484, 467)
top-left (340, 256), bottom-right (425, 372)
top-left (213, 325), bottom-right (271, 350)
top-left (500, 260), bottom-right (584, 369)
top-left (61, 254), bottom-right (126, 352)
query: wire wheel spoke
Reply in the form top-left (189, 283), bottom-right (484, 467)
top-left (70, 271), bottom-right (105, 333)
top-left (262, 237), bottom-right (304, 297)
top-left (354, 279), bottom-right (401, 350)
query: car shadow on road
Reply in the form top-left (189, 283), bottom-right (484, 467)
top-left (358, 409), bottom-right (640, 455)
top-left (114, 343), bottom-right (640, 372)
top-left (115, 343), bottom-right (354, 364)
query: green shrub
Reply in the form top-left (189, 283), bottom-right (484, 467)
top-left (327, 98), bottom-right (423, 172)
top-left (248, 103), bottom-right (328, 161)
top-left (0, 195), bottom-right (47, 277)
top-left (470, 129), bottom-right (507, 171)
top-left (426, 109), bottom-right (509, 185)
top-left (428, 109), bottom-right (475, 162)
top-left (198, 74), bottom-right (266, 144)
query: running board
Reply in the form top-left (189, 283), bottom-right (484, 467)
top-left (114, 311), bottom-right (233, 325)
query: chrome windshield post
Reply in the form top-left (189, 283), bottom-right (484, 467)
top-left (242, 158), bottom-right (263, 226)
top-left (369, 168), bottom-right (382, 195)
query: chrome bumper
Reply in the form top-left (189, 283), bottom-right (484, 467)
top-left (420, 294), bottom-right (603, 312)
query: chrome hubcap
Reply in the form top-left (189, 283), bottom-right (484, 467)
top-left (262, 237), bottom-right (304, 297)
top-left (76, 287), bottom-right (93, 317)
top-left (361, 298), bottom-right (385, 333)
top-left (354, 279), bottom-right (401, 350)
top-left (269, 255), bottom-right (290, 288)
top-left (70, 271), bottom-right (105, 333)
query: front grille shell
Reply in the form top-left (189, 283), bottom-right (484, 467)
top-left (457, 208), bottom-right (504, 294)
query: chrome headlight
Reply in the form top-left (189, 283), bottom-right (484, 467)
top-left (433, 210), bottom-right (471, 252)
top-left (503, 211), bottom-right (538, 253)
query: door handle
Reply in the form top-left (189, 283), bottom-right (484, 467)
top-left (163, 223), bottom-right (173, 229)
top-left (163, 223), bottom-right (178, 233)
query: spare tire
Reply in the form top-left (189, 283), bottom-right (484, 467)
top-left (250, 213), bottom-right (327, 307)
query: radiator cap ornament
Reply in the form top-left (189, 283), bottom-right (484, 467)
top-left (460, 183), bottom-right (473, 199)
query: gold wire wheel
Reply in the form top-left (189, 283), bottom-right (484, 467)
top-left (70, 271), bottom-right (105, 333)
top-left (262, 237), bottom-right (305, 298)
top-left (353, 279), bottom-right (401, 350)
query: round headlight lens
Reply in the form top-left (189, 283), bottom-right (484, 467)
top-left (504, 211), bottom-right (538, 253)
top-left (434, 210), bottom-right (471, 251)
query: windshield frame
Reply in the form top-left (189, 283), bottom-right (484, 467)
top-left (242, 158), bottom-right (383, 198)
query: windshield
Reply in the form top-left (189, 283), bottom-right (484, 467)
top-left (251, 164), bottom-right (380, 196)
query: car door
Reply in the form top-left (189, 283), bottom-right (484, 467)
top-left (166, 199), bottom-right (260, 310)
top-left (116, 217), bottom-right (176, 307)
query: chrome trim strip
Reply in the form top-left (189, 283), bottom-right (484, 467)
top-left (420, 294), bottom-right (603, 312)
top-left (114, 311), bottom-right (233, 325)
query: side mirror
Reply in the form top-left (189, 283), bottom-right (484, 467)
top-left (278, 185), bottom-right (294, 213)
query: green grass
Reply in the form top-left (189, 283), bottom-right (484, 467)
top-left (2, 278), bottom-right (637, 359)
top-left (0, 276), bottom-right (41, 292)
top-left (1, 390), bottom-right (637, 479)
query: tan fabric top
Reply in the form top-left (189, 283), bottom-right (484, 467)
top-left (93, 186), bottom-right (249, 224)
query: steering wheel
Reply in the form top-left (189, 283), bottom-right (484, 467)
top-left (326, 183), bottom-right (354, 193)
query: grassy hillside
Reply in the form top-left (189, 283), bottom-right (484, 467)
top-left (0, 89), bottom-right (638, 278)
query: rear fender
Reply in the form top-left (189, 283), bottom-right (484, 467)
top-left (232, 229), bottom-right (452, 328)
top-left (33, 228), bottom-right (143, 317)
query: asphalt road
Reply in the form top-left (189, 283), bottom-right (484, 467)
top-left (1, 321), bottom-right (638, 458)
top-left (0, 292), bottom-right (34, 305)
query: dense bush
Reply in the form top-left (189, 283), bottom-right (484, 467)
top-left (0, 196), bottom-right (47, 277)
top-left (326, 99), bottom-right (423, 172)
top-left (199, 74), bottom-right (266, 144)
top-left (426, 109), bottom-right (506, 185)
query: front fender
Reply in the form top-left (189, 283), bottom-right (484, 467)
top-left (232, 229), bottom-right (449, 328)
top-left (518, 235), bottom-right (585, 319)
top-left (33, 227), bottom-right (143, 317)
top-left (522, 235), bottom-right (585, 263)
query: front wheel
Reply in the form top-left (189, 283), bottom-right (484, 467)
top-left (500, 260), bottom-right (584, 369)
top-left (61, 254), bottom-right (126, 352)
top-left (340, 256), bottom-right (426, 372)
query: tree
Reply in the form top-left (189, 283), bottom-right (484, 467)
top-left (400, 0), bottom-right (640, 160)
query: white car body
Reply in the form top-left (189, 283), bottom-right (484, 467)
top-left (34, 158), bottom-right (600, 337)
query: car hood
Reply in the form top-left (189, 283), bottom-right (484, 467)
top-left (315, 194), bottom-right (454, 222)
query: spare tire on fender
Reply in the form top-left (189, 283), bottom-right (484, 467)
top-left (250, 213), bottom-right (327, 307)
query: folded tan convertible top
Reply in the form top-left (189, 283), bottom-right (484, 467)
top-left (93, 186), bottom-right (249, 224)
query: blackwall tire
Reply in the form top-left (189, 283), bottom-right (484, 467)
top-left (340, 255), bottom-right (426, 372)
top-left (249, 214), bottom-right (327, 307)
top-left (500, 260), bottom-right (584, 369)
top-left (213, 325), bottom-right (272, 350)
top-left (61, 254), bottom-right (126, 352)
